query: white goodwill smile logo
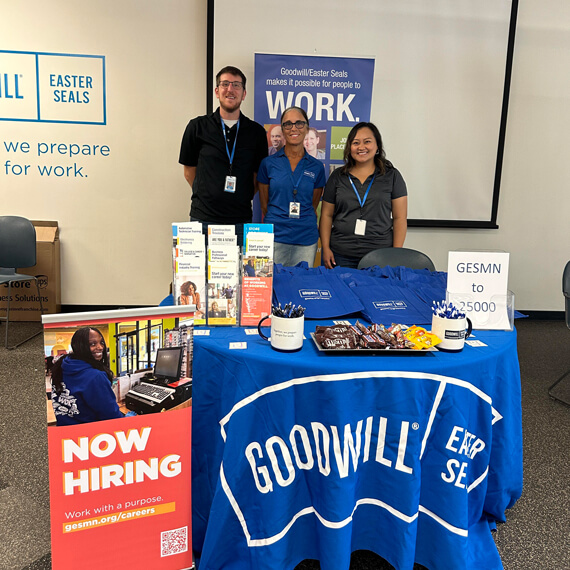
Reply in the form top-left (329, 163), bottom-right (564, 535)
top-left (218, 371), bottom-right (501, 547)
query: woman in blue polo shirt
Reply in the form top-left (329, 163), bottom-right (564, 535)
top-left (258, 107), bottom-right (326, 266)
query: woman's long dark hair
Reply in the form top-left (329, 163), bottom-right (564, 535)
top-left (51, 327), bottom-right (113, 393)
top-left (342, 121), bottom-right (393, 175)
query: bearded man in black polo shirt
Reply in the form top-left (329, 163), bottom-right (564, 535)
top-left (179, 66), bottom-right (268, 243)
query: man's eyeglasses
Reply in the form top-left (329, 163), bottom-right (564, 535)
top-left (218, 81), bottom-right (244, 90)
top-left (282, 120), bottom-right (307, 130)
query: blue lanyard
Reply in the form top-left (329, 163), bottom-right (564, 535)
top-left (288, 156), bottom-right (306, 200)
top-left (349, 173), bottom-right (376, 209)
top-left (220, 119), bottom-right (240, 168)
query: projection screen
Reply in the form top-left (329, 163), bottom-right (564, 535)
top-left (210, 0), bottom-right (518, 228)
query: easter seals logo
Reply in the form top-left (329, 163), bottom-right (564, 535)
top-left (0, 49), bottom-right (106, 125)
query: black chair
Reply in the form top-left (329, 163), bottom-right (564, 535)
top-left (357, 247), bottom-right (436, 271)
top-left (0, 216), bottom-right (45, 349)
top-left (548, 261), bottom-right (570, 406)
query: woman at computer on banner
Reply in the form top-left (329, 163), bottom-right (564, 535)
top-left (319, 122), bottom-right (408, 269)
top-left (51, 327), bottom-right (132, 425)
top-left (258, 106), bottom-right (326, 266)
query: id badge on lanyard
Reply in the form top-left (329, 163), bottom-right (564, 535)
top-left (355, 219), bottom-right (366, 235)
top-left (222, 119), bottom-right (239, 193)
top-left (225, 176), bottom-right (236, 193)
top-left (349, 174), bottom-right (375, 235)
top-left (289, 201), bottom-right (300, 218)
top-left (289, 162), bottom-right (305, 218)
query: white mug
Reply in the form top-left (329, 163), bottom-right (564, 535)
top-left (258, 314), bottom-right (304, 352)
top-left (431, 315), bottom-right (473, 352)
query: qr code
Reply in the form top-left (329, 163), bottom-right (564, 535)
top-left (161, 525), bottom-right (188, 557)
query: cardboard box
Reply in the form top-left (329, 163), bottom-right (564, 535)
top-left (0, 220), bottom-right (61, 321)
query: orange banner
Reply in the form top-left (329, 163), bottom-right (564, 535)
top-left (63, 502), bottom-right (176, 533)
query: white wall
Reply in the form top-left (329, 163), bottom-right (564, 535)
top-left (2, 0), bottom-right (568, 311)
top-left (406, 0), bottom-right (570, 311)
top-left (1, 0), bottom-right (207, 306)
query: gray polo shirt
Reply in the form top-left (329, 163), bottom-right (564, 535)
top-left (322, 166), bottom-right (407, 258)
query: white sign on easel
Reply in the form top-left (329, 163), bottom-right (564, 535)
top-left (446, 251), bottom-right (511, 330)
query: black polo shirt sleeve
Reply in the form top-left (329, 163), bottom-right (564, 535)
top-left (179, 116), bottom-right (203, 166)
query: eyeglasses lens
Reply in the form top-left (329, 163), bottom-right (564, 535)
top-left (282, 121), bottom-right (306, 130)
top-left (219, 81), bottom-right (243, 89)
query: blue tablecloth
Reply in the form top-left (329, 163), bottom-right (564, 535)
top-left (192, 322), bottom-right (522, 570)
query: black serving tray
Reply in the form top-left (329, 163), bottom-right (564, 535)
top-left (310, 333), bottom-right (437, 355)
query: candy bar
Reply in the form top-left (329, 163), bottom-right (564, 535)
top-left (314, 322), bottom-right (427, 351)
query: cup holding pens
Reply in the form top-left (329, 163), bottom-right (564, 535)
top-left (258, 314), bottom-right (305, 352)
top-left (431, 314), bottom-right (473, 352)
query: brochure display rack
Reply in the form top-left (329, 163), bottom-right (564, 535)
top-left (240, 223), bottom-right (274, 326)
top-left (171, 222), bottom-right (274, 327)
top-left (172, 222), bottom-right (206, 324)
top-left (207, 226), bottom-right (239, 326)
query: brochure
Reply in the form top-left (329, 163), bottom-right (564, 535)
top-left (207, 244), bottom-right (240, 326)
top-left (240, 223), bottom-right (274, 326)
top-left (172, 222), bottom-right (206, 325)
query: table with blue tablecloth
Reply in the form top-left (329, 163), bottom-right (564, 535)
top-left (191, 318), bottom-right (522, 570)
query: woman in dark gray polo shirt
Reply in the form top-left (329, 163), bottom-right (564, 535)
top-left (319, 122), bottom-right (408, 269)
